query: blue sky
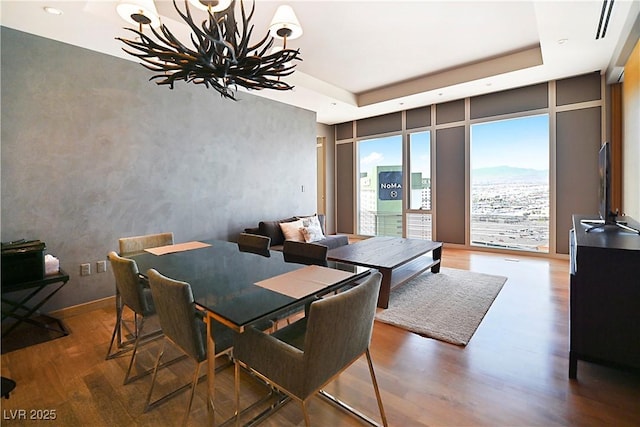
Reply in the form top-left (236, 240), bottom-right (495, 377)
top-left (471, 114), bottom-right (549, 170)
top-left (359, 132), bottom-right (430, 175)
top-left (358, 114), bottom-right (549, 173)
top-left (359, 135), bottom-right (402, 170)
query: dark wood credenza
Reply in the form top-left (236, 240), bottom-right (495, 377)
top-left (569, 214), bottom-right (640, 379)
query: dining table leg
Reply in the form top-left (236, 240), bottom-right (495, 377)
top-left (206, 312), bottom-right (216, 425)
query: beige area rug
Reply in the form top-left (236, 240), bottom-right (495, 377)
top-left (375, 268), bottom-right (507, 346)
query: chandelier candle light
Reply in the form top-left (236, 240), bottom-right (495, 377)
top-left (116, 0), bottom-right (302, 100)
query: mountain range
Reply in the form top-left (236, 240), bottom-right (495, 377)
top-left (472, 166), bottom-right (548, 184)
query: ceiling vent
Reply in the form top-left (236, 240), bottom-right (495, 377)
top-left (596, 0), bottom-right (615, 39)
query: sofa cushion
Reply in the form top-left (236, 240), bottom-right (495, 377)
top-left (296, 214), bottom-right (326, 235)
top-left (317, 234), bottom-right (349, 250)
top-left (279, 219), bottom-right (305, 242)
top-left (258, 217), bottom-right (296, 246)
top-left (270, 234), bottom-right (348, 252)
top-left (299, 216), bottom-right (325, 243)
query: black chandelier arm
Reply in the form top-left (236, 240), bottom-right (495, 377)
top-left (231, 59), bottom-right (298, 82)
top-left (230, 53), bottom-right (299, 78)
top-left (173, 0), bottom-right (216, 48)
top-left (118, 25), bottom-right (199, 66)
top-left (234, 0), bottom-right (264, 60)
top-left (156, 24), bottom-right (203, 60)
top-left (170, 1), bottom-right (235, 64)
top-left (117, 30), bottom-right (199, 72)
top-left (235, 75), bottom-right (293, 91)
top-left (172, 0), bottom-right (234, 64)
top-left (222, 51), bottom-right (300, 89)
top-left (119, 26), bottom-right (226, 78)
top-left (150, 68), bottom-right (237, 100)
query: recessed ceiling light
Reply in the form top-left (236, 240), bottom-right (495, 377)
top-left (44, 6), bottom-right (63, 15)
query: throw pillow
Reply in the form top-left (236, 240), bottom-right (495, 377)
top-left (300, 216), bottom-right (325, 243)
top-left (279, 219), bottom-right (305, 242)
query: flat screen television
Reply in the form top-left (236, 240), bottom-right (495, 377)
top-left (598, 141), bottom-right (615, 224)
top-left (584, 141), bottom-right (639, 233)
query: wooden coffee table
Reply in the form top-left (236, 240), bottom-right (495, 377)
top-left (327, 236), bottom-right (442, 308)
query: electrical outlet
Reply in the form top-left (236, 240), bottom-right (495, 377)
top-left (97, 260), bottom-right (107, 273)
top-left (81, 263), bottom-right (91, 276)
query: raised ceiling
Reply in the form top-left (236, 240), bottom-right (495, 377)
top-left (1, 1), bottom-right (638, 124)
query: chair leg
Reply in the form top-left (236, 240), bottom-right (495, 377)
top-left (115, 291), bottom-right (123, 346)
top-left (301, 400), bottom-right (311, 427)
top-left (123, 317), bottom-right (147, 384)
top-left (366, 349), bottom-right (388, 427)
top-left (145, 346), bottom-right (222, 414)
top-left (316, 350), bottom-right (387, 427)
top-left (145, 339), bottom-right (166, 412)
top-left (118, 293), bottom-right (138, 345)
top-left (183, 362), bottom-right (202, 427)
top-left (235, 358), bottom-right (241, 421)
top-left (105, 300), bottom-right (124, 360)
top-left (106, 297), bottom-right (143, 360)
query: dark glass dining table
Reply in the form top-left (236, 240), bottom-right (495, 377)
top-left (126, 239), bottom-right (370, 423)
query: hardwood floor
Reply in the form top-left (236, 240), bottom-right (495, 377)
top-left (2, 248), bottom-right (639, 426)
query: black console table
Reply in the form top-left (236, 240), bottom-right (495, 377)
top-left (569, 214), bottom-right (640, 378)
top-left (1, 269), bottom-right (70, 338)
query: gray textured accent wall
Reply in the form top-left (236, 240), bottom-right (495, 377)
top-left (1, 28), bottom-right (317, 311)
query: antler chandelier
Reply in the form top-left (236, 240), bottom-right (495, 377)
top-left (116, 0), bottom-right (302, 100)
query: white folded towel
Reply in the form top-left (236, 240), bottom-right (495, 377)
top-left (45, 254), bottom-right (60, 275)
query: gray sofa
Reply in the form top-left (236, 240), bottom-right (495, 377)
top-left (244, 214), bottom-right (349, 251)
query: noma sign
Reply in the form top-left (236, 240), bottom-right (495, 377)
top-left (379, 171), bottom-right (402, 200)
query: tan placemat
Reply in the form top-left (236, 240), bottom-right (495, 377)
top-left (144, 241), bottom-right (211, 256)
top-left (255, 265), bottom-right (355, 299)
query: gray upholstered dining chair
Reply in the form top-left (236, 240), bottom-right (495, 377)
top-left (105, 251), bottom-right (164, 384)
top-left (108, 232), bottom-right (175, 357)
top-left (282, 240), bottom-right (328, 266)
top-left (145, 269), bottom-right (236, 426)
top-left (118, 232), bottom-right (174, 255)
top-left (233, 272), bottom-right (388, 427)
top-left (237, 232), bottom-right (271, 257)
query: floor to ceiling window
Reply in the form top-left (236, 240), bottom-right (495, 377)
top-left (357, 135), bottom-right (403, 236)
top-left (470, 114), bottom-right (550, 252)
top-left (406, 131), bottom-right (432, 239)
